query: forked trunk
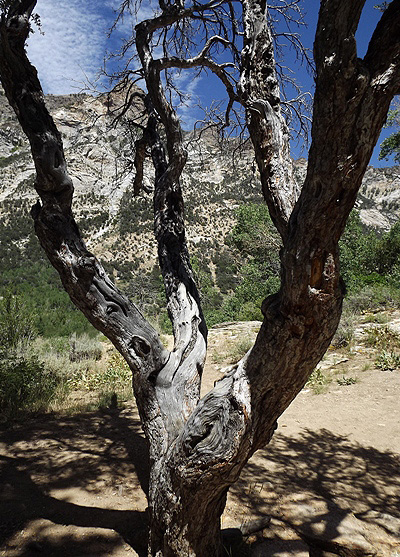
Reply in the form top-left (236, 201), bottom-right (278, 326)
top-left (142, 278), bottom-right (344, 557)
top-left (1, 2), bottom-right (400, 556)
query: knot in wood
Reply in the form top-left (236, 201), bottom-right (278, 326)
top-left (78, 256), bottom-right (96, 275)
top-left (130, 336), bottom-right (151, 358)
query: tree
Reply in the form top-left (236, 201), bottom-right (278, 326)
top-left (379, 98), bottom-right (400, 162)
top-left (1, 0), bottom-right (400, 555)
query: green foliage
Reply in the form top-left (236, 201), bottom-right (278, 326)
top-left (379, 131), bottom-right (400, 164)
top-left (345, 285), bottom-right (400, 313)
top-left (0, 263), bottom-right (97, 338)
top-left (211, 334), bottom-right (254, 365)
top-left (375, 220), bottom-right (400, 277)
top-left (376, 350), bottom-right (400, 371)
top-left (339, 210), bottom-right (379, 291)
top-left (0, 290), bottom-right (36, 353)
top-left (117, 190), bottom-right (152, 236)
top-left (364, 325), bottom-right (400, 350)
top-left (331, 311), bottom-right (355, 348)
top-left (67, 351), bottom-right (130, 392)
top-left (192, 255), bottom-right (223, 315)
top-left (0, 353), bottom-right (66, 420)
top-left (229, 336), bottom-right (253, 363)
top-left (0, 294), bottom-right (67, 421)
top-left (229, 203), bottom-right (280, 273)
top-left (69, 333), bottom-right (102, 362)
top-left (306, 368), bottom-right (331, 394)
top-left (212, 250), bottom-right (238, 294)
top-left (336, 376), bottom-right (358, 386)
top-left (205, 202), bottom-right (281, 325)
top-left (379, 102), bottom-right (400, 163)
top-left (338, 211), bottom-right (400, 317)
top-left (0, 323), bottom-right (132, 421)
top-left (0, 197), bottom-right (97, 338)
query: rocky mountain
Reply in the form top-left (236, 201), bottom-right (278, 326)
top-left (1, 86), bottom-right (400, 328)
top-left (0, 86), bottom-right (263, 275)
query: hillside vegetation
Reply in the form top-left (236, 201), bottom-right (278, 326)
top-left (2, 89), bottom-right (400, 419)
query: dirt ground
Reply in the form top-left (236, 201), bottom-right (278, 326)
top-left (1, 315), bottom-right (400, 556)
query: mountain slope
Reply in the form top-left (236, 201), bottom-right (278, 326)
top-left (1, 88), bottom-right (400, 331)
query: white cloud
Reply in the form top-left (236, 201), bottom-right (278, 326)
top-left (25, 0), bottom-right (202, 127)
top-left (27, 0), bottom-right (109, 94)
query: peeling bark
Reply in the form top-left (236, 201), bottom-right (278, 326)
top-left (239, 0), bottom-right (299, 241)
top-left (1, 0), bottom-right (400, 556)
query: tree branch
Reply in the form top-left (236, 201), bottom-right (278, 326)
top-left (136, 14), bottom-right (208, 441)
top-left (0, 0), bottom-right (170, 458)
top-left (239, 0), bottom-right (299, 242)
top-left (156, 54), bottom-right (238, 104)
top-left (364, 0), bottom-right (400, 96)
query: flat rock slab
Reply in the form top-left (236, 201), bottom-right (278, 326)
top-left (277, 493), bottom-right (400, 556)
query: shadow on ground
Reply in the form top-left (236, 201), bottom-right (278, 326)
top-left (1, 410), bottom-right (399, 556)
top-left (0, 406), bottom-right (149, 556)
top-left (229, 428), bottom-right (400, 554)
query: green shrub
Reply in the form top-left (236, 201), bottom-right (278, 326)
top-left (229, 336), bottom-right (253, 363)
top-left (339, 210), bottom-right (379, 291)
top-left (0, 290), bottom-right (36, 353)
top-left (345, 285), bottom-right (400, 314)
top-left (0, 353), bottom-right (67, 420)
top-left (0, 292), bottom-right (68, 420)
top-left (365, 325), bottom-right (400, 350)
top-left (211, 334), bottom-right (254, 365)
top-left (336, 376), bottom-right (358, 386)
top-left (306, 368), bottom-right (331, 394)
top-left (376, 350), bottom-right (400, 371)
top-left (66, 351), bottom-right (131, 395)
top-left (332, 312), bottom-right (355, 348)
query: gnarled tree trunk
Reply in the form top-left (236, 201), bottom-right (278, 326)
top-left (1, 0), bottom-right (400, 555)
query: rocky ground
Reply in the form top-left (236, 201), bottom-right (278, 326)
top-left (1, 315), bottom-right (400, 556)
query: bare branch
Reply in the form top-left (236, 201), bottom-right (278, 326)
top-left (364, 0), bottom-right (400, 96)
top-left (239, 0), bottom-right (299, 241)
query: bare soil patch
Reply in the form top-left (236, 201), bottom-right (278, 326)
top-left (1, 315), bottom-right (400, 556)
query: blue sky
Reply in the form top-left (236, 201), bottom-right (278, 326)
top-left (27, 0), bottom-right (398, 167)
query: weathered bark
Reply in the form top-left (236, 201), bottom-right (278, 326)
top-left (135, 19), bottom-right (208, 446)
top-left (239, 0), bottom-right (299, 241)
top-left (1, 0), bottom-right (400, 556)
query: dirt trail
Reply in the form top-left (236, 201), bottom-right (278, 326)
top-left (1, 316), bottom-right (400, 556)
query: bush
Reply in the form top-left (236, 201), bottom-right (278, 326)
top-left (66, 351), bottom-right (132, 403)
top-left (339, 210), bottom-right (379, 291)
top-left (0, 290), bottom-right (36, 352)
top-left (364, 325), bottom-right (400, 350)
top-left (0, 353), bottom-right (66, 420)
top-left (376, 350), bottom-right (400, 371)
top-left (306, 368), bottom-right (331, 394)
top-left (0, 292), bottom-right (67, 420)
top-left (332, 311), bottom-right (355, 348)
top-left (345, 285), bottom-right (400, 314)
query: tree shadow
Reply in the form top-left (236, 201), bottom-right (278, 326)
top-left (229, 428), bottom-right (400, 553)
top-left (2, 412), bottom-right (399, 556)
top-left (0, 405), bottom-right (150, 555)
